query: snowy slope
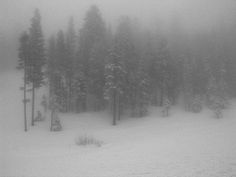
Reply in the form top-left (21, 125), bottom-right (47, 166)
top-left (1, 71), bottom-right (236, 177)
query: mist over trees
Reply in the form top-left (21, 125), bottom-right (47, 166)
top-left (18, 5), bottom-right (236, 127)
top-left (18, 8), bottom-right (45, 130)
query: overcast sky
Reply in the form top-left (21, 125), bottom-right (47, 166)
top-left (0, 0), bottom-right (235, 71)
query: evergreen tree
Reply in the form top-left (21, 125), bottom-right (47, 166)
top-left (104, 49), bottom-right (126, 125)
top-left (65, 17), bottom-right (76, 111)
top-left (145, 35), bottom-right (159, 106)
top-left (88, 41), bottom-right (107, 111)
top-left (207, 61), bottom-right (228, 118)
top-left (207, 76), bottom-right (222, 118)
top-left (71, 70), bottom-right (86, 112)
top-left (182, 54), bottom-right (194, 111)
top-left (114, 17), bottom-right (138, 115)
top-left (18, 31), bottom-right (30, 131)
top-left (47, 35), bottom-right (56, 98)
top-left (135, 58), bottom-right (150, 117)
top-left (78, 5), bottom-right (107, 111)
top-left (55, 30), bottom-right (67, 111)
top-left (156, 38), bottom-right (172, 106)
top-left (28, 9), bottom-right (45, 126)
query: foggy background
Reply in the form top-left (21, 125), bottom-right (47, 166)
top-left (0, 0), bottom-right (236, 71)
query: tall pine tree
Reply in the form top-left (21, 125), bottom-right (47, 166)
top-left (78, 5), bottom-right (107, 111)
top-left (65, 17), bottom-right (76, 111)
top-left (18, 31), bottom-right (30, 131)
top-left (104, 49), bottom-right (126, 125)
top-left (28, 9), bottom-right (45, 126)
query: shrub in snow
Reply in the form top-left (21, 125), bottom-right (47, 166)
top-left (75, 135), bottom-right (103, 147)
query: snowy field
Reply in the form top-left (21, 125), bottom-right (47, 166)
top-left (1, 71), bottom-right (236, 177)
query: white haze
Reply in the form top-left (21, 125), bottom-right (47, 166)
top-left (0, 0), bottom-right (236, 71)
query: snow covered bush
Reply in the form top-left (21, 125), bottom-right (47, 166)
top-left (75, 135), bottom-right (103, 147)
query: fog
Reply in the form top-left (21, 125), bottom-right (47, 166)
top-left (0, 0), bottom-right (236, 71)
top-left (2, 1), bottom-right (236, 176)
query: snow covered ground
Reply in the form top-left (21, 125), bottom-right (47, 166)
top-left (1, 71), bottom-right (236, 177)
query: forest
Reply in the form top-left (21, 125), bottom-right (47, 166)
top-left (2, 1), bottom-right (236, 176)
top-left (18, 5), bottom-right (236, 131)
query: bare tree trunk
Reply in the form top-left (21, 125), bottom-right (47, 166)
top-left (152, 88), bottom-right (158, 106)
top-left (23, 67), bottom-right (27, 132)
top-left (31, 83), bottom-right (35, 126)
top-left (117, 93), bottom-right (120, 121)
top-left (83, 96), bottom-right (87, 112)
top-left (112, 90), bottom-right (116, 126)
top-left (160, 80), bottom-right (165, 107)
top-left (68, 79), bottom-right (72, 112)
top-left (50, 109), bottom-right (54, 131)
top-left (160, 87), bottom-right (163, 107)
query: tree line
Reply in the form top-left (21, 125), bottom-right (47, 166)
top-left (18, 6), bottom-right (236, 131)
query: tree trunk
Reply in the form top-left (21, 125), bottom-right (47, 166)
top-left (112, 90), bottom-right (116, 126)
top-left (160, 80), bottom-right (165, 107)
top-left (68, 81), bottom-right (71, 112)
top-left (117, 93), bottom-right (120, 121)
top-left (24, 68), bottom-right (27, 132)
top-left (160, 87), bottom-right (163, 107)
top-left (31, 83), bottom-right (35, 126)
top-left (50, 109), bottom-right (54, 131)
top-left (152, 88), bottom-right (158, 106)
top-left (82, 96), bottom-right (87, 112)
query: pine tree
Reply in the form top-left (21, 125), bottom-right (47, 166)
top-left (156, 38), bottom-right (172, 107)
top-left (88, 41), bottom-right (107, 111)
top-left (182, 52), bottom-right (194, 111)
top-left (65, 17), bottom-right (76, 111)
top-left (207, 76), bottom-right (222, 118)
top-left (206, 52), bottom-right (229, 118)
top-left (18, 31), bottom-right (30, 131)
top-left (71, 67), bottom-right (86, 113)
top-left (135, 59), bottom-right (150, 117)
top-left (145, 35), bottom-right (159, 106)
top-left (78, 5), bottom-right (107, 111)
top-left (114, 17), bottom-right (138, 115)
top-left (104, 49), bottom-right (126, 125)
top-left (47, 35), bottom-right (56, 98)
top-left (55, 30), bottom-right (67, 111)
top-left (28, 9), bottom-right (45, 126)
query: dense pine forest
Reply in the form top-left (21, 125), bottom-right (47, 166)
top-left (2, 1), bottom-right (236, 176)
top-left (18, 5), bottom-right (236, 130)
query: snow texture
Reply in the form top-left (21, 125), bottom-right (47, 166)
top-left (1, 71), bottom-right (236, 177)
